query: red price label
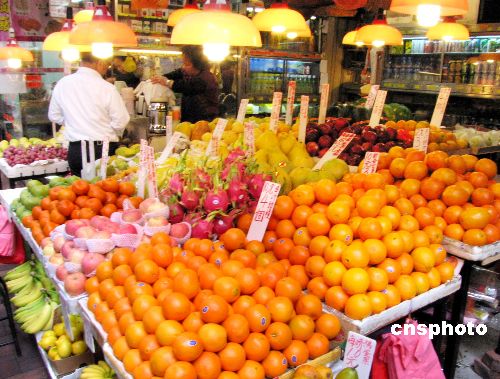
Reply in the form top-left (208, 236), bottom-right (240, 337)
top-left (269, 92), bottom-right (283, 133)
top-left (314, 132), bottom-right (356, 170)
top-left (361, 152), bottom-right (380, 174)
top-left (413, 128), bottom-right (430, 152)
top-left (285, 81), bottom-right (296, 126)
top-left (247, 182), bottom-right (281, 242)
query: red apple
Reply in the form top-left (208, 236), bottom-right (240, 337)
top-left (49, 254), bottom-right (64, 266)
top-left (64, 272), bottom-right (86, 296)
top-left (92, 230), bottom-right (112, 240)
top-left (75, 226), bottom-right (97, 239)
top-left (61, 241), bottom-right (75, 259)
top-left (98, 221), bottom-right (120, 234)
top-left (122, 209), bottom-right (143, 223)
top-left (139, 198), bottom-right (157, 213)
top-left (65, 219), bottom-right (90, 236)
top-left (56, 265), bottom-right (69, 281)
top-left (52, 235), bottom-right (66, 253)
top-left (170, 222), bottom-right (190, 239)
top-left (90, 216), bottom-right (110, 229)
top-left (68, 248), bottom-right (86, 264)
top-left (118, 224), bottom-right (137, 234)
top-left (147, 216), bottom-right (169, 227)
top-left (81, 253), bottom-right (105, 276)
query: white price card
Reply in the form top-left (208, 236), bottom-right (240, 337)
top-left (361, 152), bottom-right (380, 174)
top-left (369, 90), bottom-right (387, 127)
top-left (285, 81), bottom-right (296, 126)
top-left (364, 85), bottom-right (380, 109)
top-left (244, 122), bottom-right (255, 156)
top-left (413, 127), bottom-right (430, 152)
top-left (59, 296), bottom-right (74, 341)
top-left (343, 332), bottom-right (376, 379)
top-left (82, 314), bottom-right (96, 353)
top-left (206, 118), bottom-right (228, 157)
top-left (247, 181), bottom-right (282, 242)
top-left (137, 139), bottom-right (148, 198)
top-left (157, 131), bottom-right (182, 165)
top-left (318, 83), bottom-right (330, 124)
top-left (166, 115), bottom-right (173, 140)
top-left (298, 95), bottom-right (309, 143)
top-left (430, 87), bottom-right (451, 128)
top-left (147, 146), bottom-right (158, 198)
top-left (99, 138), bottom-right (110, 180)
top-left (269, 92), bottom-right (283, 133)
top-left (314, 132), bottom-right (356, 170)
top-left (237, 99), bottom-right (249, 123)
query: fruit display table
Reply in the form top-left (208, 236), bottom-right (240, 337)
top-left (0, 159), bottom-right (69, 189)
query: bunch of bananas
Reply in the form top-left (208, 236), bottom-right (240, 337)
top-left (4, 260), bottom-right (60, 334)
top-left (80, 361), bottom-right (116, 379)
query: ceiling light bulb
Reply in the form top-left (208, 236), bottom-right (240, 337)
top-left (417, 4), bottom-right (441, 27)
top-left (287, 32), bottom-right (298, 39)
top-left (62, 47), bottom-right (80, 62)
top-left (355, 41), bottom-right (365, 47)
top-left (271, 25), bottom-right (286, 33)
top-left (310, 16), bottom-right (317, 20)
top-left (91, 42), bottom-right (113, 59)
top-left (7, 58), bottom-right (22, 69)
top-left (442, 35), bottom-right (453, 42)
top-left (487, 59), bottom-right (495, 63)
top-left (203, 42), bottom-right (229, 62)
top-left (372, 40), bottom-right (385, 47)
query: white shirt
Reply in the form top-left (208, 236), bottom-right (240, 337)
top-left (48, 67), bottom-right (130, 142)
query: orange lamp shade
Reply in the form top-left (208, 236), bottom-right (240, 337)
top-left (167, 4), bottom-right (201, 27)
top-left (356, 19), bottom-right (403, 47)
top-left (390, 0), bottom-right (468, 16)
top-left (0, 45), bottom-right (33, 62)
top-left (252, 3), bottom-right (309, 35)
top-left (426, 19), bottom-right (469, 41)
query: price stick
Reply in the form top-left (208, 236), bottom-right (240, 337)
top-left (157, 131), bottom-right (182, 165)
top-left (285, 81), bottom-right (296, 126)
top-left (59, 295), bottom-right (73, 341)
top-left (137, 139), bottom-right (148, 198)
top-left (99, 138), bottom-right (110, 180)
top-left (344, 331), bottom-right (376, 379)
top-left (368, 90), bottom-right (387, 127)
top-left (206, 118), bottom-right (228, 157)
top-left (237, 99), bottom-right (249, 123)
top-left (364, 84), bottom-right (380, 109)
top-left (430, 87), bottom-right (451, 128)
top-left (361, 152), bottom-right (380, 174)
top-left (166, 115), bottom-right (173, 140)
top-left (51, 122), bottom-right (57, 138)
top-left (269, 92), bottom-right (283, 133)
top-left (313, 132), bottom-right (356, 170)
top-left (318, 83), bottom-right (330, 124)
top-left (82, 314), bottom-right (96, 353)
top-left (413, 127), bottom-right (430, 152)
top-left (244, 122), bottom-right (255, 156)
top-left (146, 146), bottom-right (158, 198)
top-left (247, 181), bottom-right (282, 242)
top-left (298, 95), bottom-right (309, 143)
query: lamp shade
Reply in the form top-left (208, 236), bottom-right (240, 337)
top-left (356, 18), bottom-right (403, 47)
top-left (74, 9), bottom-right (94, 24)
top-left (0, 29), bottom-right (33, 62)
top-left (390, 0), bottom-right (468, 16)
top-left (252, 2), bottom-right (310, 35)
top-left (167, 3), bottom-right (201, 27)
top-left (44, 8), bottom-right (91, 52)
top-left (426, 18), bottom-right (469, 41)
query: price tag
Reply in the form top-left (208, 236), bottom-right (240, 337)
top-left (298, 95), bottom-right (309, 144)
top-left (430, 87), bottom-right (451, 127)
top-left (237, 99), bottom-right (249, 123)
top-left (413, 128), bottom-right (430, 152)
top-left (344, 332), bottom-right (376, 379)
top-left (247, 181), bottom-right (281, 242)
top-left (361, 152), bottom-right (380, 174)
top-left (318, 83), bottom-right (330, 124)
top-left (285, 81), bottom-right (296, 126)
top-left (157, 132), bottom-right (182, 165)
top-left (166, 115), bottom-right (173, 140)
top-left (137, 139), bottom-right (148, 198)
top-left (364, 85), bottom-right (380, 109)
top-left (99, 138), bottom-right (110, 180)
top-left (314, 132), bottom-right (356, 170)
top-left (60, 296), bottom-right (74, 341)
top-left (147, 146), bottom-right (158, 198)
top-left (206, 118), bottom-right (228, 157)
top-left (269, 92), bottom-right (283, 133)
top-left (368, 90), bottom-right (387, 127)
top-left (244, 122), bottom-right (255, 156)
top-left (83, 314), bottom-right (96, 353)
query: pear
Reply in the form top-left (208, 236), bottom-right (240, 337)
top-left (279, 133), bottom-right (297, 154)
top-left (268, 150), bottom-right (289, 169)
top-left (53, 323), bottom-right (65, 337)
top-left (336, 367), bottom-right (359, 379)
top-left (316, 366), bottom-right (333, 379)
top-left (293, 364), bottom-right (319, 379)
top-left (290, 167), bottom-right (311, 188)
top-left (71, 340), bottom-right (87, 355)
top-left (232, 121), bottom-right (244, 133)
top-left (322, 158), bottom-right (349, 181)
top-left (222, 130), bottom-right (238, 145)
top-left (256, 130), bottom-right (279, 150)
top-left (274, 168), bottom-right (292, 194)
top-left (306, 170), bottom-right (322, 183)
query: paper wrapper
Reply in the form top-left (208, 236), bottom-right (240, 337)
top-left (112, 224), bottom-right (144, 249)
top-left (144, 223), bottom-right (171, 237)
top-left (86, 238), bottom-right (116, 254)
top-left (64, 262), bottom-right (82, 274)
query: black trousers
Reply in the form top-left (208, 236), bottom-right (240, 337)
top-left (68, 141), bottom-right (119, 177)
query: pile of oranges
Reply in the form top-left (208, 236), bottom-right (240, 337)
top-left (85, 231), bottom-right (342, 379)
top-left (21, 179), bottom-right (141, 244)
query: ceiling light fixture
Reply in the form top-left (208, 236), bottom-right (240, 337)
top-left (0, 28), bottom-right (34, 69)
top-left (426, 17), bottom-right (469, 41)
top-left (74, 1), bottom-right (95, 24)
top-left (356, 9), bottom-right (403, 47)
top-left (252, 0), bottom-right (311, 37)
top-left (390, 0), bottom-right (468, 28)
top-left (167, 0), bottom-right (201, 27)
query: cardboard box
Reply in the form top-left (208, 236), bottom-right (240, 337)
top-left (49, 349), bottom-right (94, 376)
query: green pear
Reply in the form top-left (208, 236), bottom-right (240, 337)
top-left (274, 168), bottom-right (292, 194)
top-left (47, 347), bottom-right (59, 360)
top-left (256, 131), bottom-right (279, 151)
top-left (322, 158), bottom-right (349, 181)
top-left (290, 167), bottom-right (311, 188)
top-left (336, 367), bottom-right (359, 379)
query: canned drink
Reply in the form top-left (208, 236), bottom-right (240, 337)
top-left (455, 60), bottom-right (463, 73)
top-left (171, 106), bottom-right (181, 122)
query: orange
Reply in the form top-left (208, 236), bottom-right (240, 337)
top-left (411, 272), bottom-right (430, 295)
top-left (383, 285), bottom-right (401, 308)
top-left (383, 231), bottom-right (405, 259)
top-left (273, 195), bottom-right (296, 220)
top-left (125, 321), bottom-right (147, 349)
top-left (442, 185), bottom-right (469, 206)
top-left (459, 207), bottom-right (490, 230)
top-left (138, 334), bottom-right (160, 361)
top-left (329, 224), bottom-right (354, 245)
top-left (341, 241), bottom-right (369, 268)
top-left (265, 322), bottom-right (293, 351)
top-left (463, 229), bottom-right (488, 246)
top-left (182, 312), bottom-right (204, 333)
top-left (326, 201), bottom-right (351, 225)
top-left (267, 296), bottom-right (294, 323)
top-left (377, 216), bottom-right (393, 237)
top-left (252, 286), bottom-right (276, 305)
top-left (290, 185), bottom-right (315, 206)
top-left (396, 253), bottom-right (414, 275)
top-left (291, 205), bottom-right (314, 227)
top-left (199, 294), bottom-right (229, 324)
top-left (341, 268), bottom-right (369, 295)
top-left (367, 291), bottom-right (387, 314)
top-left (305, 255), bottom-right (326, 278)
top-left (414, 207), bottom-right (436, 228)
top-left (262, 351), bottom-right (289, 378)
top-left (96, 261), bottom-right (114, 282)
top-left (428, 199), bottom-right (447, 217)
top-left (308, 235), bottom-right (329, 257)
top-left (394, 198), bottom-right (415, 216)
top-left (275, 219), bottom-right (296, 239)
top-left (380, 206), bottom-right (401, 228)
top-left (315, 313), bottom-right (341, 340)
top-left (475, 158), bottom-right (497, 179)
top-left (356, 195), bottom-right (381, 217)
top-left (219, 342), bottom-right (246, 372)
top-left (149, 346), bottom-right (177, 377)
top-left (427, 267), bottom-right (441, 288)
top-left (132, 294), bottom-right (159, 321)
top-left (142, 306), bottom-right (165, 334)
top-left (394, 275), bottom-right (417, 301)
top-left (377, 258), bottom-right (402, 283)
top-left (404, 161), bottom-right (428, 180)
top-left (399, 215), bottom-right (420, 233)
top-left (213, 276), bottom-right (240, 303)
top-left (123, 349), bottom-right (142, 374)
top-left (236, 268), bottom-right (260, 295)
top-left (323, 261), bottom-right (347, 287)
top-left (173, 268), bottom-right (200, 300)
top-left (389, 157), bottom-right (407, 178)
top-left (436, 262), bottom-right (455, 283)
top-left (272, 238), bottom-right (295, 260)
top-left (306, 213), bottom-right (331, 237)
top-left (198, 323), bottom-right (227, 353)
top-left (400, 179), bottom-right (421, 197)
top-left (345, 294), bottom-right (371, 320)
top-left (324, 240), bottom-right (347, 263)
top-left (284, 340), bottom-right (309, 367)
top-left (238, 361), bottom-right (265, 379)
top-left (306, 332), bottom-right (329, 359)
top-left (325, 286), bottom-right (348, 312)
top-left (412, 230), bottom-right (430, 248)
top-left (314, 179), bottom-right (337, 204)
top-left (155, 320), bottom-right (184, 347)
top-left (222, 314), bottom-right (249, 344)
top-left (243, 332), bottom-right (271, 361)
top-left (172, 332), bottom-right (203, 362)
top-left (411, 247), bottom-right (436, 273)
top-left (367, 267), bottom-right (389, 291)
top-left (220, 228), bottom-right (247, 252)
top-left (113, 336), bottom-right (130, 361)
top-left (164, 361), bottom-right (197, 379)
top-left (289, 315), bottom-right (315, 341)
top-left (162, 292), bottom-right (192, 321)
top-left (245, 304), bottom-right (271, 333)
top-left (357, 218), bottom-right (383, 240)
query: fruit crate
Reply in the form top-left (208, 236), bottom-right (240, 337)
top-left (103, 342), bottom-right (132, 379)
top-left (322, 276), bottom-right (462, 336)
top-left (0, 158), bottom-right (68, 178)
top-left (279, 347), bottom-right (342, 379)
top-left (442, 237), bottom-right (500, 263)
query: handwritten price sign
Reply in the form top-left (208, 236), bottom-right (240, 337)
top-left (269, 92), bottom-right (283, 133)
top-left (206, 118), bottom-right (228, 157)
top-left (344, 332), bottom-right (376, 379)
top-left (361, 152), bottom-right (380, 174)
top-left (318, 83), bottom-right (330, 124)
top-left (237, 99), bottom-right (249, 123)
top-left (244, 122), bottom-right (255, 156)
top-left (364, 85), bottom-right (380, 109)
top-left (137, 139), bottom-right (148, 198)
top-left (157, 132), bottom-right (181, 165)
top-left (413, 128), bottom-right (430, 152)
top-left (430, 87), bottom-right (451, 128)
top-left (285, 81), bottom-right (296, 126)
top-left (369, 90), bottom-right (387, 127)
top-left (298, 95), bottom-right (309, 144)
top-left (247, 182), bottom-right (281, 242)
top-left (99, 138), bottom-right (109, 180)
top-left (146, 146), bottom-right (158, 198)
top-left (314, 132), bottom-right (356, 170)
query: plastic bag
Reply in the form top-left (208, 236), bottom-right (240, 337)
top-left (134, 80), bottom-right (176, 107)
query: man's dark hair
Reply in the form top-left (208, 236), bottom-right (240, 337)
top-left (181, 45), bottom-right (210, 71)
top-left (80, 52), bottom-right (101, 64)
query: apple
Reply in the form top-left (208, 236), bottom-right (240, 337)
top-left (170, 222), bottom-right (190, 239)
top-left (140, 198), bottom-right (169, 214)
top-left (64, 272), bottom-right (86, 296)
top-left (68, 248), bottom-right (86, 264)
top-left (53, 235), bottom-right (66, 253)
top-left (75, 226), bottom-right (97, 239)
top-left (318, 135), bottom-right (332, 149)
top-left (89, 216), bottom-right (109, 229)
top-left (81, 253), bottom-right (105, 276)
top-left (306, 142), bottom-right (319, 156)
top-left (118, 224), bottom-right (137, 234)
top-left (98, 221), bottom-right (120, 234)
top-left (61, 241), bottom-right (75, 259)
top-left (147, 216), bottom-right (169, 227)
top-left (43, 245), bottom-right (55, 257)
top-left (41, 237), bottom-right (53, 249)
top-left (49, 254), bottom-right (64, 266)
top-left (65, 219), bottom-right (90, 236)
top-left (91, 230), bottom-right (112, 240)
top-left (121, 209), bottom-right (143, 223)
top-left (56, 265), bottom-right (69, 281)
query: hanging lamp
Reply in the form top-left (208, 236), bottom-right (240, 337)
top-left (356, 9), bottom-right (403, 48)
top-left (171, 0), bottom-right (262, 62)
top-left (0, 28), bottom-right (34, 69)
top-left (167, 0), bottom-right (201, 27)
top-left (252, 0), bottom-right (310, 36)
top-left (426, 17), bottom-right (469, 41)
top-left (69, 0), bottom-right (137, 59)
top-left (342, 27), bottom-right (368, 47)
top-left (390, 0), bottom-right (468, 27)
top-left (43, 7), bottom-right (90, 62)
top-left (74, 2), bottom-right (95, 25)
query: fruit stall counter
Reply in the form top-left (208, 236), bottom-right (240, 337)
top-left (0, 159), bottom-right (69, 189)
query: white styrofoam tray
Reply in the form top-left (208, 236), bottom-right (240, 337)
top-left (103, 343), bottom-right (132, 379)
top-left (77, 297), bottom-right (107, 348)
top-left (442, 236), bottom-right (500, 262)
top-left (0, 158), bottom-right (68, 178)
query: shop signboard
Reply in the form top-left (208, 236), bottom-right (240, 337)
top-left (8, 0), bottom-right (56, 39)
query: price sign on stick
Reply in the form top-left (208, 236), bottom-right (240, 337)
top-left (51, 122), bottom-right (57, 139)
top-left (147, 146), bottom-right (158, 198)
top-left (137, 139), bottom-right (148, 198)
top-left (344, 332), bottom-right (376, 379)
top-left (82, 314), bottom-right (96, 353)
top-left (244, 122), bottom-right (255, 156)
top-left (247, 181), bottom-right (281, 242)
top-left (361, 152), bottom-right (380, 174)
top-left (166, 115), bottom-right (173, 140)
top-left (206, 118), bottom-right (228, 157)
top-left (157, 132), bottom-right (182, 164)
top-left (237, 99), bottom-right (249, 123)
top-left (99, 138), bottom-right (110, 180)
top-left (430, 87), bottom-right (451, 127)
top-left (413, 128), bottom-right (430, 152)
top-left (314, 132), bottom-right (356, 170)
top-left (318, 83), bottom-right (330, 124)
top-left (285, 81), bottom-right (296, 126)
top-left (364, 85), bottom-right (380, 109)
top-left (369, 90), bottom-right (387, 127)
top-left (269, 92), bottom-right (283, 133)
top-left (298, 95), bottom-right (309, 143)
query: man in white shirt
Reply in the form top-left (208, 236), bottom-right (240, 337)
top-left (49, 53), bottom-right (130, 176)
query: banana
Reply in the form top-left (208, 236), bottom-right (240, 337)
top-left (22, 301), bottom-right (52, 334)
top-left (11, 279), bottom-right (36, 298)
top-left (41, 302), bottom-right (57, 331)
top-left (15, 302), bottom-right (46, 324)
top-left (3, 262), bottom-right (32, 281)
top-left (6, 275), bottom-right (34, 293)
top-left (14, 296), bottom-right (46, 318)
top-left (11, 282), bottom-right (43, 307)
top-left (80, 365), bottom-right (107, 379)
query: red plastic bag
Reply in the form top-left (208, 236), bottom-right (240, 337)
top-left (0, 228), bottom-right (26, 264)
